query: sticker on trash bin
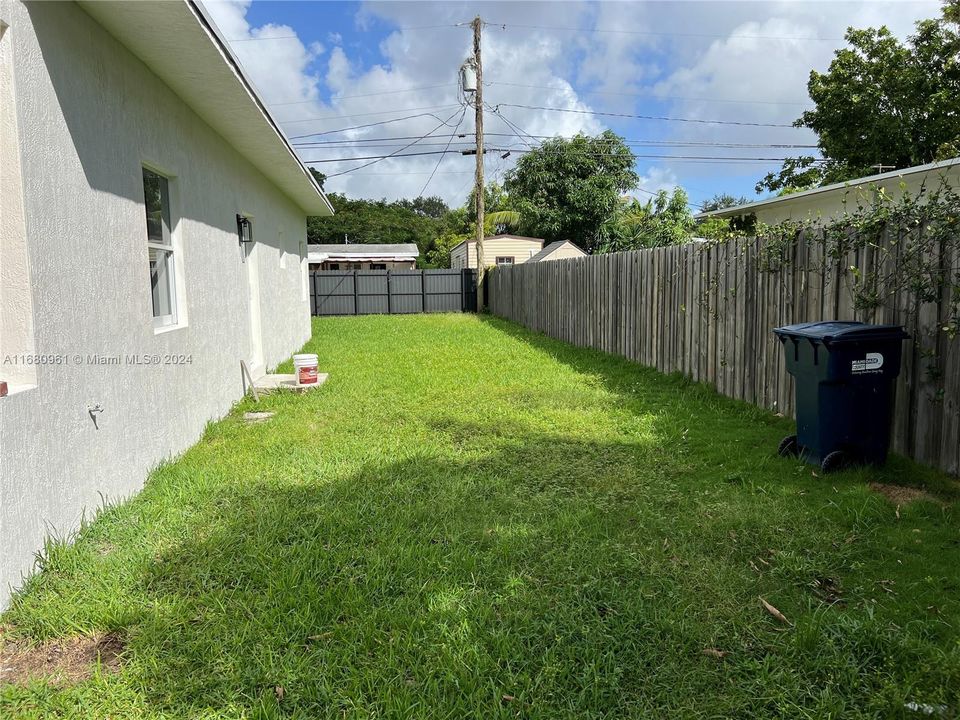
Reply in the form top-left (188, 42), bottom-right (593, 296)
top-left (851, 352), bottom-right (884, 373)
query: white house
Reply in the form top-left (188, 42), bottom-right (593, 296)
top-left (450, 235), bottom-right (545, 269)
top-left (0, 0), bottom-right (333, 607)
top-left (308, 243), bottom-right (420, 270)
top-left (527, 240), bottom-right (587, 263)
top-left (695, 158), bottom-right (960, 226)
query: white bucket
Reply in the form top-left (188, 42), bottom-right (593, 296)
top-left (293, 353), bottom-right (319, 386)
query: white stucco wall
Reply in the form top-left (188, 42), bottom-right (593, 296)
top-left (0, 1), bottom-right (313, 607)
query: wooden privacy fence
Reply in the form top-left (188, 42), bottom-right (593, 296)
top-left (488, 232), bottom-right (960, 475)
top-left (310, 269), bottom-right (477, 316)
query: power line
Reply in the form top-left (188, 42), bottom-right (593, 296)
top-left (297, 139), bottom-right (819, 152)
top-left (482, 21), bottom-right (844, 42)
top-left (304, 148), bottom-right (825, 164)
top-left (495, 102), bottom-right (799, 128)
top-left (280, 104), bottom-right (462, 127)
top-left (488, 105), bottom-right (540, 151)
top-left (323, 106), bottom-right (467, 178)
top-left (292, 133), bottom-right (818, 149)
top-left (287, 110), bottom-right (462, 140)
top-left (417, 107), bottom-right (468, 197)
top-left (486, 80), bottom-right (812, 107)
top-left (331, 171), bottom-right (475, 177)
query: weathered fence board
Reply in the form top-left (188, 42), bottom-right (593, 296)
top-left (488, 235), bottom-right (960, 476)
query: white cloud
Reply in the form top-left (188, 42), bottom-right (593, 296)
top-left (635, 166), bottom-right (681, 198)
top-left (634, 1), bottom-right (940, 196)
top-left (205, 1), bottom-right (607, 204)
top-left (204, 0), bottom-right (944, 206)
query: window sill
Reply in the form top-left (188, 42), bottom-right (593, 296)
top-left (153, 321), bottom-right (188, 336)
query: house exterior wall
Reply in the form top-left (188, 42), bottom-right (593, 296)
top-left (0, 1), bottom-right (313, 607)
top-left (450, 238), bottom-right (543, 269)
top-left (746, 166), bottom-right (960, 226)
top-left (450, 242), bottom-right (468, 269)
top-left (539, 242), bottom-right (586, 262)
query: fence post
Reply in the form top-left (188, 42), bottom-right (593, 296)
top-left (386, 271), bottom-right (392, 314)
top-left (353, 271), bottom-right (359, 315)
top-left (421, 270), bottom-right (427, 313)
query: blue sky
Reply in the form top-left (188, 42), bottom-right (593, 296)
top-left (207, 0), bottom-right (940, 210)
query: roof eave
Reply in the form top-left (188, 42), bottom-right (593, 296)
top-left (77, 0), bottom-right (333, 217)
top-left (695, 157), bottom-right (960, 220)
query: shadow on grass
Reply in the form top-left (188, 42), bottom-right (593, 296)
top-left (124, 421), bottom-right (958, 717)
top-left (3, 314), bottom-right (958, 718)
top-left (476, 314), bottom-right (959, 500)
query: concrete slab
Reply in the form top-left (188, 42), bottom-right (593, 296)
top-left (253, 373), bottom-right (328, 393)
top-left (243, 411), bottom-right (275, 423)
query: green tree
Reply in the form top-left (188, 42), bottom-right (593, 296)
top-left (467, 182), bottom-right (509, 217)
top-left (307, 194), bottom-right (444, 265)
top-left (700, 193), bottom-right (749, 212)
top-left (596, 188), bottom-right (695, 252)
top-left (504, 131), bottom-right (639, 251)
top-left (758, 2), bottom-right (960, 193)
top-left (425, 232), bottom-right (470, 268)
top-left (395, 196), bottom-right (449, 219)
top-left (309, 167), bottom-right (326, 190)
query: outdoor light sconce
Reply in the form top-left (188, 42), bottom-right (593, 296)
top-left (236, 214), bottom-right (252, 246)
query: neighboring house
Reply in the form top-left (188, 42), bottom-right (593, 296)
top-left (527, 240), bottom-right (587, 263)
top-left (308, 243), bottom-right (419, 270)
top-left (0, 0), bottom-right (333, 607)
top-left (450, 235), bottom-right (544, 269)
top-left (696, 158), bottom-right (960, 226)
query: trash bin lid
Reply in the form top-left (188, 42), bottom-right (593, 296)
top-left (773, 321), bottom-right (910, 345)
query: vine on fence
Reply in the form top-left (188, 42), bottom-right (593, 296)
top-left (752, 179), bottom-right (960, 339)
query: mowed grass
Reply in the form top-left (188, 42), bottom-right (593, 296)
top-left (2, 314), bottom-right (959, 719)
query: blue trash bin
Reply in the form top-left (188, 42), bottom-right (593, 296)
top-left (773, 321), bottom-right (910, 472)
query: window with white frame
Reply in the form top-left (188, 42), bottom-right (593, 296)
top-left (142, 168), bottom-right (177, 327)
top-left (495, 256), bottom-right (514, 266)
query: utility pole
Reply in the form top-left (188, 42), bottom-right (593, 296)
top-left (471, 15), bottom-right (485, 309)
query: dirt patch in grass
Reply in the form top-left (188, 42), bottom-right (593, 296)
top-left (868, 482), bottom-right (938, 505)
top-left (0, 627), bottom-right (124, 687)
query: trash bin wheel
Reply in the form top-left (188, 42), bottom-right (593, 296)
top-left (777, 435), bottom-right (799, 458)
top-left (821, 450), bottom-right (852, 474)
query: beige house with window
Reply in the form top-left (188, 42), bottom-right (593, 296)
top-left (449, 235), bottom-right (544, 269)
top-left (0, 0), bottom-right (332, 608)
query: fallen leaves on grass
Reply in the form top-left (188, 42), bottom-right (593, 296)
top-left (811, 576), bottom-right (845, 607)
top-left (701, 648), bottom-right (730, 660)
top-left (759, 597), bottom-right (790, 625)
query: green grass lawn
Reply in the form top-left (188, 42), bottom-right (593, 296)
top-left (2, 314), bottom-right (958, 719)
